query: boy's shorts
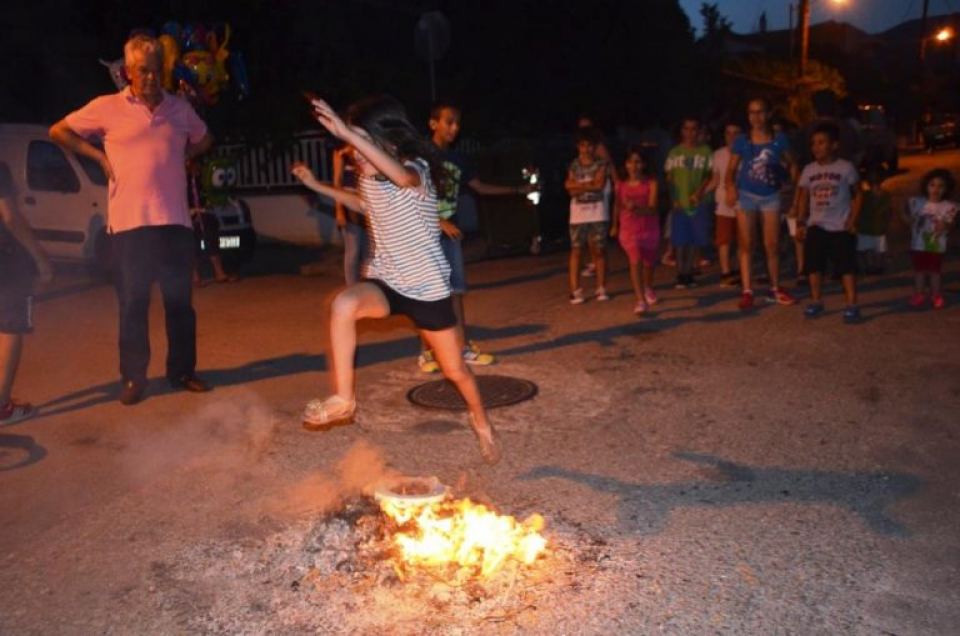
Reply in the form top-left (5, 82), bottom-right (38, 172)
top-left (714, 215), bottom-right (736, 246)
top-left (0, 285), bottom-right (33, 334)
top-left (804, 225), bottom-right (856, 276)
top-left (857, 234), bottom-right (887, 253)
top-left (738, 191), bottom-right (782, 215)
top-left (364, 279), bottom-right (457, 332)
top-left (440, 233), bottom-right (467, 294)
top-left (671, 207), bottom-right (709, 247)
top-left (569, 222), bottom-right (608, 250)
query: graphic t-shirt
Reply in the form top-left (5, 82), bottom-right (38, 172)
top-left (797, 159), bottom-right (859, 231)
top-left (857, 189), bottom-right (891, 237)
top-left (435, 148), bottom-right (474, 221)
top-left (732, 132), bottom-right (791, 196)
top-left (358, 159), bottom-right (451, 301)
top-left (711, 146), bottom-right (735, 217)
top-left (568, 157), bottom-right (610, 224)
top-left (664, 144), bottom-right (712, 214)
top-left (908, 197), bottom-right (957, 254)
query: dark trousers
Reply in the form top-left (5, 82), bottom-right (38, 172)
top-left (112, 225), bottom-right (197, 383)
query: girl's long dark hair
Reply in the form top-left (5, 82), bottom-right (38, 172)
top-left (345, 94), bottom-right (448, 193)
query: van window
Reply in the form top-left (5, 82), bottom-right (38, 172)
top-left (27, 140), bottom-right (81, 193)
top-left (74, 153), bottom-right (108, 186)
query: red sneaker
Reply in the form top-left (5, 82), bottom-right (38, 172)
top-left (932, 294), bottom-right (946, 310)
top-left (908, 292), bottom-right (927, 308)
top-left (0, 400), bottom-right (35, 425)
top-left (768, 287), bottom-right (797, 306)
top-left (738, 289), bottom-right (755, 310)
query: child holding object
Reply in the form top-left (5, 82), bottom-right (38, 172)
top-left (905, 169), bottom-right (957, 310)
top-left (611, 148), bottom-right (660, 314)
top-left (290, 94), bottom-right (501, 465)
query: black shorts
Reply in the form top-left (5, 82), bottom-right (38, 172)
top-left (804, 225), bottom-right (856, 276)
top-left (365, 279), bottom-right (456, 331)
top-left (0, 284), bottom-right (33, 334)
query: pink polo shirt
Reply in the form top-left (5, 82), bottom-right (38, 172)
top-left (64, 88), bottom-right (208, 233)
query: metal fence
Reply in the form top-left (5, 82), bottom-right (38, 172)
top-left (213, 131), bottom-right (333, 192)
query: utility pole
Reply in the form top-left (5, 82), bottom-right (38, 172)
top-left (919, 0), bottom-right (931, 62)
top-left (798, 0), bottom-right (811, 77)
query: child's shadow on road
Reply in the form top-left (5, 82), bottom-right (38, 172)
top-left (520, 452), bottom-right (922, 537)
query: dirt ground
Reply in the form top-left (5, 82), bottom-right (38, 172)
top-left (1, 150), bottom-right (959, 635)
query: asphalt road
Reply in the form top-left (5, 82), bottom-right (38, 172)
top-left (1, 149), bottom-right (958, 634)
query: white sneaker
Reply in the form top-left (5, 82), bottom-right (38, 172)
top-left (302, 395), bottom-right (356, 430)
top-left (569, 288), bottom-right (586, 304)
top-left (595, 287), bottom-right (610, 301)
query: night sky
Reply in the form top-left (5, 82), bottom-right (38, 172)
top-left (680, 0), bottom-right (955, 34)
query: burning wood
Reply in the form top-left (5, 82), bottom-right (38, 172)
top-left (374, 476), bottom-right (548, 581)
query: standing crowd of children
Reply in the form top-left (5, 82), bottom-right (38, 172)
top-left (564, 98), bottom-right (958, 320)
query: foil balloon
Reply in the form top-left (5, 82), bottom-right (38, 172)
top-left (182, 50), bottom-right (219, 105)
top-left (181, 23), bottom-right (207, 52)
top-left (158, 34), bottom-right (180, 91)
top-left (210, 23), bottom-right (231, 90)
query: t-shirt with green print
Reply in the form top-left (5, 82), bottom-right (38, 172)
top-left (664, 144), bottom-right (712, 215)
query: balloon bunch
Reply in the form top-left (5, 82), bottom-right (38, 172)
top-left (102, 21), bottom-right (251, 107)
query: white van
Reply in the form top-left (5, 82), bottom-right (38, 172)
top-left (0, 123), bottom-right (111, 271)
top-left (0, 123), bottom-right (256, 274)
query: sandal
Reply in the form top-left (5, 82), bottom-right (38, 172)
top-left (469, 413), bottom-right (502, 465)
top-left (302, 395), bottom-right (356, 431)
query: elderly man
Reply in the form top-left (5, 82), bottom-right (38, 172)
top-left (50, 35), bottom-right (214, 405)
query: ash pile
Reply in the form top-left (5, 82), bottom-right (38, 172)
top-left (149, 496), bottom-right (630, 634)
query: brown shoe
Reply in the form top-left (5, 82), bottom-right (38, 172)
top-left (169, 375), bottom-right (211, 393)
top-left (119, 379), bottom-right (146, 405)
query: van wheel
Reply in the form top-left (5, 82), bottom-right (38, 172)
top-left (88, 229), bottom-right (114, 281)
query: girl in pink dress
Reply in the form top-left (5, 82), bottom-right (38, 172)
top-left (612, 149), bottom-right (660, 314)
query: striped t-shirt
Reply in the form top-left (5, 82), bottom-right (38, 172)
top-left (358, 159), bottom-right (451, 301)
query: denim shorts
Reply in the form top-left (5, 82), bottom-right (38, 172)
top-left (440, 233), bottom-right (467, 294)
top-left (569, 222), bottom-right (608, 249)
top-left (738, 191), bottom-right (782, 214)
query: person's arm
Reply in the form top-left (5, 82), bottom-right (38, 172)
top-left (783, 148), bottom-right (799, 185)
top-left (610, 186), bottom-right (621, 235)
top-left (724, 153), bottom-right (740, 207)
top-left (564, 168), bottom-right (583, 196)
top-left (794, 186), bottom-right (810, 240)
top-left (290, 162), bottom-right (364, 213)
top-left (332, 148), bottom-right (347, 227)
top-left (648, 179), bottom-right (659, 212)
top-left (49, 119), bottom-right (115, 181)
top-left (0, 199), bottom-right (53, 284)
top-left (186, 133), bottom-right (214, 161)
top-left (310, 98), bottom-right (419, 188)
top-left (466, 177), bottom-right (524, 197)
top-left (845, 186), bottom-right (863, 233)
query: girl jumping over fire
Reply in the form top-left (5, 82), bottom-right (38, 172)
top-left (291, 94), bottom-right (501, 465)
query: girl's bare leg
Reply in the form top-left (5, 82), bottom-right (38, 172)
top-left (628, 261), bottom-right (643, 300)
top-left (642, 262), bottom-right (655, 296)
top-left (593, 242), bottom-right (607, 291)
top-left (569, 246), bottom-right (582, 293)
top-left (718, 242), bottom-right (731, 275)
top-left (841, 273), bottom-right (857, 306)
top-left (422, 327), bottom-right (500, 463)
top-left (329, 283), bottom-right (390, 400)
top-left (762, 211), bottom-right (780, 288)
top-left (914, 272), bottom-right (925, 294)
top-left (931, 272), bottom-right (942, 297)
top-left (737, 210), bottom-right (755, 290)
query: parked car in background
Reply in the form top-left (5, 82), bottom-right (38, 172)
top-left (0, 123), bottom-right (255, 276)
top-left (921, 112), bottom-right (959, 151)
top-left (858, 105), bottom-right (899, 172)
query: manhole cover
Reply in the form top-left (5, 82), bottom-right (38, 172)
top-left (407, 375), bottom-right (538, 410)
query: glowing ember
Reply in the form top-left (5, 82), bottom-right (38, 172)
top-left (377, 496), bottom-right (547, 578)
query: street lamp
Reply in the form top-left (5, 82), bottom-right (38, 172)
top-left (920, 26), bottom-right (955, 62)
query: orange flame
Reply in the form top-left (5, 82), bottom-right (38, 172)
top-left (378, 497), bottom-right (547, 578)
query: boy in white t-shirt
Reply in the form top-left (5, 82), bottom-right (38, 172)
top-left (565, 128), bottom-right (612, 304)
top-left (795, 122), bottom-right (863, 323)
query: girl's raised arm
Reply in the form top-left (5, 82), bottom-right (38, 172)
top-left (291, 162), bottom-right (365, 213)
top-left (311, 98), bottom-right (420, 189)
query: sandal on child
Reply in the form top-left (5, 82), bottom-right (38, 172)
top-left (302, 395), bottom-right (356, 431)
top-left (469, 413), bottom-right (502, 465)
